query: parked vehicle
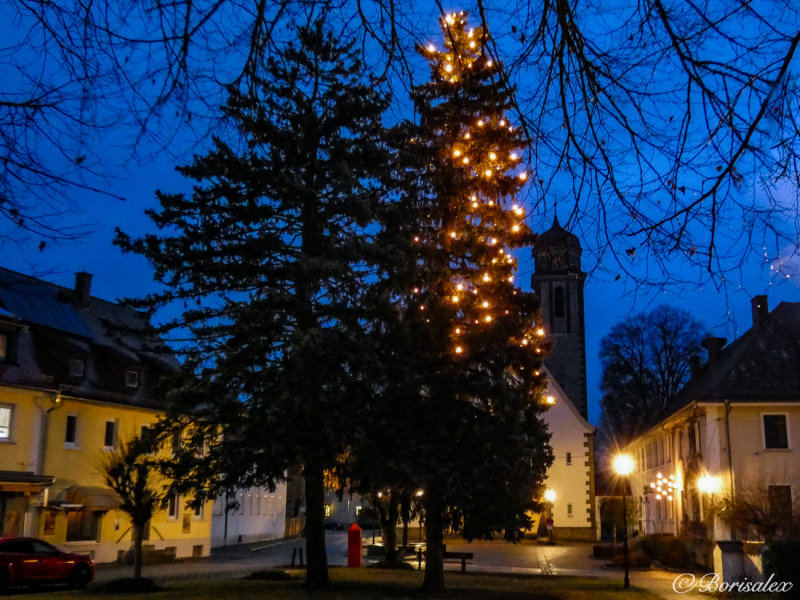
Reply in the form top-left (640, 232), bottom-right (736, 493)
top-left (0, 537), bottom-right (94, 591)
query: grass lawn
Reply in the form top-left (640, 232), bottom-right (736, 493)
top-left (29, 568), bottom-right (661, 600)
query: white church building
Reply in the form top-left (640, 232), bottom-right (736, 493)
top-left (531, 218), bottom-right (597, 540)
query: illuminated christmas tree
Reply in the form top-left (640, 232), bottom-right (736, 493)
top-left (384, 12), bottom-right (553, 592)
top-left (408, 12), bottom-right (546, 374)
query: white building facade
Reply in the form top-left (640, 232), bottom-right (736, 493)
top-left (210, 484), bottom-right (287, 547)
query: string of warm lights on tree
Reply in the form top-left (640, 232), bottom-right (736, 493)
top-left (410, 11), bottom-right (545, 372)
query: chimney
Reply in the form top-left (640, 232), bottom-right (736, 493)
top-left (702, 337), bottom-right (727, 361)
top-left (74, 272), bottom-right (93, 308)
top-left (751, 295), bottom-right (768, 330)
top-left (689, 355), bottom-right (702, 378)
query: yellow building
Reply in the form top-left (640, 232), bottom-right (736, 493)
top-left (0, 268), bottom-right (213, 563)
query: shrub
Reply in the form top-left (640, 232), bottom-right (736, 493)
top-left (100, 578), bottom-right (162, 594)
top-left (612, 552), bottom-right (652, 568)
top-left (592, 544), bottom-right (617, 558)
top-left (246, 570), bottom-right (298, 581)
top-left (763, 540), bottom-right (800, 598)
top-left (635, 534), bottom-right (692, 569)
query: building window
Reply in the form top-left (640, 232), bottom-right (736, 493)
top-left (0, 404), bottom-right (12, 441)
top-left (324, 504), bottom-right (332, 518)
top-left (763, 414), bottom-right (789, 449)
top-left (168, 493), bottom-right (179, 520)
top-left (566, 452), bottom-right (572, 466)
top-left (125, 369), bottom-right (140, 389)
top-left (66, 510), bottom-right (100, 542)
top-left (69, 358), bottom-right (85, 378)
top-left (43, 511), bottom-right (57, 536)
top-left (171, 430), bottom-right (181, 457)
top-left (768, 486), bottom-right (792, 521)
top-left (194, 501), bottom-right (204, 520)
top-left (554, 286), bottom-right (565, 318)
top-left (103, 420), bottom-right (117, 448)
top-left (0, 333), bottom-right (7, 361)
top-left (567, 503), bottom-right (573, 517)
top-left (65, 414), bottom-right (78, 445)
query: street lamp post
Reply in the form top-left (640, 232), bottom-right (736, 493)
top-left (613, 454), bottom-right (634, 589)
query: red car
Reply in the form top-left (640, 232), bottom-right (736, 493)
top-left (0, 537), bottom-right (94, 591)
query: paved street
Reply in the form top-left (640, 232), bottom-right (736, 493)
top-left (93, 532), bottom-right (706, 600)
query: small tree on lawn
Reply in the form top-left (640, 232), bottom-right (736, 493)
top-left (101, 435), bottom-right (167, 580)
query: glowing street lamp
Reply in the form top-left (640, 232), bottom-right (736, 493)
top-left (613, 454), bottom-right (634, 589)
top-left (697, 474), bottom-right (720, 495)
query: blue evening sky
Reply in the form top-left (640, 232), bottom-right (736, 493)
top-left (3, 3), bottom-right (799, 425)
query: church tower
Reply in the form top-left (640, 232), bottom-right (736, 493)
top-left (531, 217), bottom-right (588, 419)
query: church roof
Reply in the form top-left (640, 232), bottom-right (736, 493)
top-left (535, 216), bottom-right (581, 250)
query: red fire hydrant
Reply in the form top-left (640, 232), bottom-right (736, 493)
top-left (347, 522), bottom-right (362, 568)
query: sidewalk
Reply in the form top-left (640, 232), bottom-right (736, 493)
top-left (93, 534), bottom-right (705, 600)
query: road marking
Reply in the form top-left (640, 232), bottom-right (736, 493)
top-left (537, 550), bottom-right (553, 575)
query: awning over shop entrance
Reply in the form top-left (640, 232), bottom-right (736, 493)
top-left (65, 486), bottom-right (120, 511)
top-left (0, 471), bottom-right (55, 493)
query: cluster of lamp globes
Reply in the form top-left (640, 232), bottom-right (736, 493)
top-left (650, 472), bottom-right (678, 501)
top-left (612, 455), bottom-right (722, 496)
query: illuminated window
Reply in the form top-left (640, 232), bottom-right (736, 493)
top-left (324, 504), bottom-right (332, 518)
top-left (0, 404), bottom-right (12, 441)
top-left (355, 506), bottom-right (362, 516)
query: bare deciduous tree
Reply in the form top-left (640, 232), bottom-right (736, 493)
top-left (4, 1), bottom-right (799, 289)
top-left (598, 304), bottom-right (705, 448)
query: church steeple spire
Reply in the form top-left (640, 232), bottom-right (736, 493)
top-left (531, 219), bottom-right (588, 419)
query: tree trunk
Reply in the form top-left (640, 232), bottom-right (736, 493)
top-left (304, 458), bottom-right (329, 590)
top-left (422, 492), bottom-right (445, 593)
top-left (383, 493), bottom-right (399, 563)
top-left (401, 490), bottom-right (410, 550)
top-left (132, 522), bottom-right (144, 580)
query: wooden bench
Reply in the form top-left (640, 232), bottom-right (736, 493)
top-left (442, 551), bottom-right (474, 572)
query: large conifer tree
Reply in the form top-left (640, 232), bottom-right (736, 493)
top-left (116, 21), bottom-right (390, 590)
top-left (378, 13), bottom-right (554, 592)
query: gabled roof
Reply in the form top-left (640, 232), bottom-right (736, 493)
top-left (0, 266), bottom-right (177, 407)
top-left (0, 269), bottom-right (92, 338)
top-left (670, 301), bottom-right (800, 407)
top-left (542, 366), bottom-right (594, 434)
